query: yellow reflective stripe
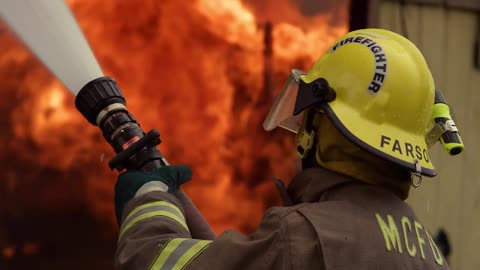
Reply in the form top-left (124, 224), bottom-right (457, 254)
top-left (149, 238), bottom-right (212, 270)
top-left (119, 211), bottom-right (189, 240)
top-left (125, 201), bottom-right (183, 222)
top-left (171, 240), bottom-right (212, 270)
top-left (121, 205), bottom-right (185, 234)
top-left (150, 239), bottom-right (187, 270)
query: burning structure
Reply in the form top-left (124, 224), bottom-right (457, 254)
top-left (0, 0), bottom-right (349, 268)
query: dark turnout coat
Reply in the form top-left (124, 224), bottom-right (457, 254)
top-left (115, 167), bottom-right (449, 270)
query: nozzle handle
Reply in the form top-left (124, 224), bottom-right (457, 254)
top-left (108, 129), bottom-right (163, 171)
top-left (432, 90), bottom-right (464, 155)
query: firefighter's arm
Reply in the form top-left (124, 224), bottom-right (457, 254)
top-left (182, 207), bottom-right (289, 269)
top-left (118, 205), bottom-right (290, 270)
top-left (117, 194), bottom-right (290, 270)
top-left (182, 205), bottom-right (324, 269)
top-left (114, 166), bottom-right (208, 270)
top-left (113, 166), bottom-right (314, 269)
top-left (115, 191), bottom-right (208, 270)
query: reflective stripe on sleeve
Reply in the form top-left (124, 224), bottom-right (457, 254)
top-left (150, 238), bottom-right (212, 270)
top-left (119, 201), bottom-right (188, 240)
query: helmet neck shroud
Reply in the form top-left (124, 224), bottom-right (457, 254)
top-left (296, 108), bottom-right (412, 200)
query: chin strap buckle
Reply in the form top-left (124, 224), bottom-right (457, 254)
top-left (296, 128), bottom-right (315, 159)
top-left (296, 110), bottom-right (317, 159)
top-left (411, 159), bottom-right (423, 188)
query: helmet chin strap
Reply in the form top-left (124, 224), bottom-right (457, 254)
top-left (301, 150), bottom-right (320, 170)
top-left (296, 157), bottom-right (303, 172)
top-left (410, 159), bottom-right (423, 188)
top-left (296, 109), bottom-right (321, 170)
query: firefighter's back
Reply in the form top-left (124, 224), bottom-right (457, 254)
top-left (291, 180), bottom-right (450, 270)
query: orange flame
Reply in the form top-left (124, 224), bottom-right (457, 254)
top-left (0, 0), bottom-right (349, 234)
top-left (2, 246), bottom-right (15, 259)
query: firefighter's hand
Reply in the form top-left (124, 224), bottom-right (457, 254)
top-left (114, 165), bottom-right (192, 224)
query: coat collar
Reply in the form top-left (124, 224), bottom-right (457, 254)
top-left (286, 167), bottom-right (360, 204)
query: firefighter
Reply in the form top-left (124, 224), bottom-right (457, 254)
top-left (114, 28), bottom-right (455, 269)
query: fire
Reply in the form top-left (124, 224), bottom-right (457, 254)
top-left (31, 86), bottom-right (73, 134)
top-left (0, 0), bottom-right (348, 237)
top-left (196, 0), bottom-right (258, 46)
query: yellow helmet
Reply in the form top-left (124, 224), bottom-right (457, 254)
top-left (264, 28), bottom-right (454, 177)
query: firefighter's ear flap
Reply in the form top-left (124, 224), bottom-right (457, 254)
top-left (294, 78), bottom-right (336, 115)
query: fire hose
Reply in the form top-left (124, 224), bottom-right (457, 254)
top-left (0, 0), bottom-right (215, 240)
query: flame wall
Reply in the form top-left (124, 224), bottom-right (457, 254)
top-left (0, 0), bottom-right (348, 265)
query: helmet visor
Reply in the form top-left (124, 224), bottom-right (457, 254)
top-left (263, 69), bottom-right (306, 133)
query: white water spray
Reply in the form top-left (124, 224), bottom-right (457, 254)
top-left (0, 0), bottom-right (103, 95)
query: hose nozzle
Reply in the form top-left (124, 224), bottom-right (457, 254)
top-left (75, 77), bottom-right (167, 171)
top-left (426, 90), bottom-right (464, 155)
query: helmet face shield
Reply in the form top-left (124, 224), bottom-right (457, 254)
top-left (263, 69), bottom-right (306, 133)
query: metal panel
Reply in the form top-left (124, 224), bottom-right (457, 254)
top-left (404, 0), bottom-right (444, 4)
top-left (453, 10), bottom-right (480, 269)
top-left (463, 55), bottom-right (480, 270)
top-left (447, 0), bottom-right (480, 10)
top-left (413, 6), bottom-right (448, 236)
top-left (378, 1), bottom-right (400, 31)
top-left (436, 10), bottom-right (474, 269)
top-left (383, 0), bottom-right (480, 11)
top-left (376, 2), bottom-right (480, 269)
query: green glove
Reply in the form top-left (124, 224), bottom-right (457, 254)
top-left (114, 165), bottom-right (192, 225)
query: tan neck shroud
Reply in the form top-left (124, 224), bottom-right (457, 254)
top-left (307, 113), bottom-right (412, 200)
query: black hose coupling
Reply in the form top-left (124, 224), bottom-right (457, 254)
top-left (75, 76), bottom-right (126, 126)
